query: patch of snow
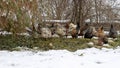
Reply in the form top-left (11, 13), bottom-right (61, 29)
top-left (43, 20), bottom-right (70, 23)
top-left (0, 31), bottom-right (12, 35)
top-left (87, 42), bottom-right (94, 46)
top-left (0, 47), bottom-right (120, 68)
top-left (67, 36), bottom-right (72, 38)
top-left (93, 37), bottom-right (98, 39)
top-left (66, 36), bottom-right (83, 38)
top-left (103, 44), bottom-right (110, 47)
top-left (17, 33), bottom-right (30, 36)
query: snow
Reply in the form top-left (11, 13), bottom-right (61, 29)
top-left (43, 20), bottom-right (70, 23)
top-left (0, 31), bottom-right (12, 35)
top-left (0, 47), bottom-right (120, 68)
top-left (0, 31), bottom-right (29, 36)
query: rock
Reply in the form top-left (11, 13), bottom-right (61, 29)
top-left (49, 43), bottom-right (53, 47)
top-left (52, 34), bottom-right (59, 37)
top-left (87, 42), bottom-right (94, 46)
top-left (49, 43), bottom-right (54, 49)
top-left (103, 44), bottom-right (110, 47)
top-left (93, 37), bottom-right (98, 39)
top-left (108, 39), bottom-right (114, 43)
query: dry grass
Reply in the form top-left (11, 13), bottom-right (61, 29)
top-left (0, 35), bottom-right (120, 51)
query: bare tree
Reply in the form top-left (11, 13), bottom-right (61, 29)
top-left (0, 0), bottom-right (120, 37)
top-left (38, 0), bottom-right (72, 20)
top-left (72, 0), bottom-right (94, 25)
top-left (93, 0), bottom-right (120, 23)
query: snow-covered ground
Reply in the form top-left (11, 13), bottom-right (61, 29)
top-left (0, 47), bottom-right (120, 68)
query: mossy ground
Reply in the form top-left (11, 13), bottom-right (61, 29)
top-left (0, 35), bottom-right (120, 51)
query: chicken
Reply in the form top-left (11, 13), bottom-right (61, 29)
top-left (55, 23), bottom-right (66, 37)
top-left (40, 27), bottom-right (52, 38)
top-left (70, 22), bottom-right (80, 38)
top-left (79, 23), bottom-right (89, 36)
top-left (65, 23), bottom-right (70, 38)
top-left (96, 26), bottom-right (104, 37)
top-left (37, 23), bottom-right (42, 34)
top-left (26, 23), bottom-right (37, 36)
top-left (84, 26), bottom-right (96, 39)
top-left (108, 24), bottom-right (117, 39)
top-left (68, 23), bottom-right (78, 38)
top-left (76, 22), bottom-right (80, 35)
top-left (50, 23), bottom-right (56, 35)
top-left (70, 28), bottom-right (78, 38)
top-left (95, 26), bottom-right (108, 46)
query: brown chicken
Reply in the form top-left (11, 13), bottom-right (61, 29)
top-left (95, 26), bottom-right (108, 46)
top-left (71, 28), bottom-right (78, 38)
top-left (79, 23), bottom-right (89, 36)
top-left (65, 23), bottom-right (70, 38)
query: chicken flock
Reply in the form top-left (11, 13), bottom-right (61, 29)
top-left (27, 23), bottom-right (118, 46)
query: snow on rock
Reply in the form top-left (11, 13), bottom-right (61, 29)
top-left (0, 47), bottom-right (120, 68)
top-left (87, 42), bottom-right (94, 46)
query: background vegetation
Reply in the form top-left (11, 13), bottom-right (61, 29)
top-left (0, 0), bottom-right (120, 35)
